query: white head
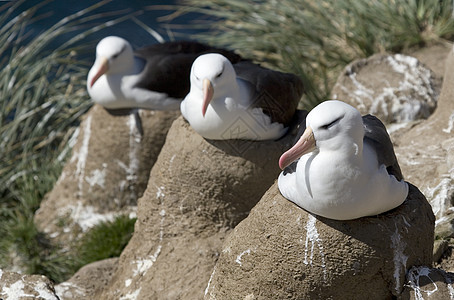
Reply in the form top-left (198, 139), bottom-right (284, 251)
top-left (89, 36), bottom-right (134, 87)
top-left (279, 100), bottom-right (364, 169)
top-left (189, 53), bottom-right (236, 116)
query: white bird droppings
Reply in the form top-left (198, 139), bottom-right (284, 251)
top-left (235, 249), bottom-right (251, 266)
top-left (156, 186), bottom-right (165, 199)
top-left (443, 112), bottom-right (454, 133)
top-left (85, 168), bottom-right (106, 188)
top-left (406, 266), bottom-right (442, 300)
top-left (55, 282), bottom-right (85, 299)
top-left (426, 170), bottom-right (454, 219)
top-left (204, 266), bottom-right (216, 297)
top-left (303, 215), bottom-right (327, 281)
top-left (132, 246), bottom-right (162, 278)
top-left (74, 115), bottom-right (92, 197)
top-left (119, 287), bottom-right (141, 300)
top-left (391, 227), bottom-right (408, 293)
top-left (125, 279), bottom-right (132, 287)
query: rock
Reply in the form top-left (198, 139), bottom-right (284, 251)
top-left (97, 115), bottom-right (303, 299)
top-left (433, 240), bottom-right (449, 264)
top-left (55, 258), bottom-right (118, 300)
top-left (405, 41), bottom-right (453, 78)
top-left (392, 45), bottom-right (454, 237)
top-left (434, 209), bottom-right (454, 240)
top-left (330, 44), bottom-right (454, 253)
top-left (405, 266), bottom-right (454, 300)
top-left (34, 105), bottom-right (179, 245)
top-left (205, 182), bottom-right (434, 299)
top-left (0, 269), bottom-right (58, 300)
top-left (438, 245), bottom-right (454, 273)
top-left (331, 54), bottom-right (441, 124)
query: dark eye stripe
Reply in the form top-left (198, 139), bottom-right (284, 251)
top-left (322, 116), bottom-right (342, 129)
top-left (216, 65), bottom-right (225, 78)
top-left (112, 44), bottom-right (126, 59)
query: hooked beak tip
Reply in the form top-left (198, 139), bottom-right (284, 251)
top-left (278, 158), bottom-right (286, 170)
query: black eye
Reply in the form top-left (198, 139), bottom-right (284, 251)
top-left (321, 117), bottom-right (341, 130)
top-left (215, 72), bottom-right (222, 78)
top-left (112, 53), bottom-right (119, 59)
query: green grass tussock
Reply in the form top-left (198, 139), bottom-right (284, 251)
top-left (0, 0), bottom-right (137, 282)
top-left (177, 0), bottom-right (454, 108)
top-left (76, 215), bottom-right (137, 267)
top-left (0, 0), bottom-right (92, 281)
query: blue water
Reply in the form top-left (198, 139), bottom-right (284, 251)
top-left (9, 0), bottom-right (210, 51)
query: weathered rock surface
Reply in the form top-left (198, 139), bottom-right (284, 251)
top-left (22, 43), bottom-right (453, 299)
top-left (405, 266), bottom-right (454, 300)
top-left (0, 269), bottom-right (58, 300)
top-left (331, 44), bottom-right (454, 264)
top-left (34, 105), bottom-right (179, 245)
top-left (55, 258), bottom-right (118, 300)
top-left (331, 53), bottom-right (441, 124)
top-left (205, 182), bottom-right (434, 299)
top-left (406, 42), bottom-right (452, 79)
top-left (97, 115), bottom-right (303, 299)
top-left (392, 46), bottom-right (454, 246)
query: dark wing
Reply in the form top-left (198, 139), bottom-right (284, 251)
top-left (362, 114), bottom-right (404, 180)
top-left (233, 61), bottom-right (304, 127)
top-left (134, 41), bottom-right (242, 98)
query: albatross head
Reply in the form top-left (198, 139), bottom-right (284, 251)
top-left (89, 36), bottom-right (134, 87)
top-left (190, 53), bottom-right (236, 117)
top-left (279, 100), bottom-right (364, 169)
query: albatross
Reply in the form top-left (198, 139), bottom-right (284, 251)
top-left (180, 53), bottom-right (303, 140)
top-left (278, 100), bottom-right (408, 220)
top-left (87, 36), bottom-right (241, 111)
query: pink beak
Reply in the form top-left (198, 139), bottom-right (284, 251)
top-left (279, 126), bottom-right (316, 170)
top-left (202, 78), bottom-right (214, 117)
top-left (90, 57), bottom-right (109, 87)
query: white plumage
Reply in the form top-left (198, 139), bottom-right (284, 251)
top-left (278, 100), bottom-right (408, 220)
top-left (181, 53), bottom-right (303, 140)
top-left (87, 36), bottom-right (182, 110)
